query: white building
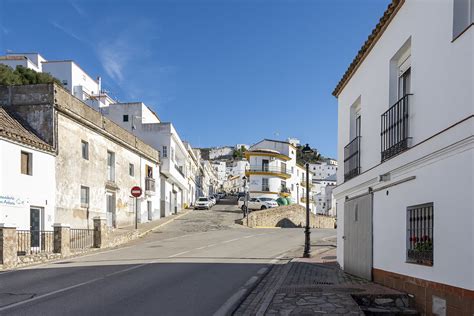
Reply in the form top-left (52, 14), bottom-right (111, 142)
top-left (0, 53), bottom-right (116, 110)
top-left (246, 139), bottom-right (312, 209)
top-left (201, 160), bottom-right (219, 196)
top-left (225, 160), bottom-right (249, 192)
top-left (209, 146), bottom-right (234, 160)
top-left (333, 0), bottom-right (473, 313)
top-left (0, 107), bottom-right (56, 231)
top-left (184, 141), bottom-right (200, 206)
top-left (1, 84), bottom-right (161, 229)
top-left (308, 161), bottom-right (338, 180)
top-left (211, 161), bottom-right (227, 185)
top-left (102, 102), bottom-right (188, 216)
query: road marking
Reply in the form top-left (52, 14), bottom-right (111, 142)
top-left (221, 238), bottom-right (240, 244)
top-left (242, 235), bottom-right (255, 239)
top-left (322, 235), bottom-right (337, 242)
top-left (168, 250), bottom-right (190, 258)
top-left (0, 262), bottom-right (151, 312)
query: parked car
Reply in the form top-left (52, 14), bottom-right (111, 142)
top-left (213, 194), bottom-right (220, 203)
top-left (209, 196), bottom-right (216, 206)
top-left (238, 197), bottom-right (279, 211)
top-left (195, 197), bottom-right (211, 210)
top-left (237, 192), bottom-right (246, 199)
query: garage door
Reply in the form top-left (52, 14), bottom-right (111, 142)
top-left (343, 193), bottom-right (373, 280)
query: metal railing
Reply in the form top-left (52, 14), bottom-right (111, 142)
top-left (70, 229), bottom-right (94, 250)
top-left (406, 203), bottom-right (433, 266)
top-left (17, 230), bottom-right (54, 256)
top-left (381, 94), bottom-right (411, 161)
top-left (261, 185), bottom-right (270, 192)
top-left (145, 177), bottom-right (156, 192)
top-left (247, 166), bottom-right (291, 176)
top-left (344, 136), bottom-right (361, 181)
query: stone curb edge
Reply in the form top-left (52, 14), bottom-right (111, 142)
top-left (219, 265), bottom-right (273, 316)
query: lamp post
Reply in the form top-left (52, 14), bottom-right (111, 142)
top-left (296, 183), bottom-right (299, 204)
top-left (302, 143), bottom-right (313, 258)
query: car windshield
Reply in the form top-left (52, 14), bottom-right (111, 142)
top-left (258, 198), bottom-right (274, 202)
top-left (198, 198), bottom-right (208, 201)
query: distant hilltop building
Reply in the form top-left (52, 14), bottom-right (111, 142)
top-left (209, 146), bottom-right (234, 160)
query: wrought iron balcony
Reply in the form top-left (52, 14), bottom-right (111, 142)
top-left (145, 177), bottom-right (156, 194)
top-left (344, 136), bottom-right (361, 182)
top-left (381, 94), bottom-right (411, 161)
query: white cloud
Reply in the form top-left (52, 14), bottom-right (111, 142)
top-left (69, 0), bottom-right (86, 17)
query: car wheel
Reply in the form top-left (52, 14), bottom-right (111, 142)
top-left (241, 205), bottom-right (246, 211)
top-left (261, 205), bottom-right (267, 210)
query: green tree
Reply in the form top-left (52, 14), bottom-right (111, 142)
top-left (296, 144), bottom-right (323, 165)
top-left (0, 64), bottom-right (61, 86)
top-left (233, 145), bottom-right (246, 160)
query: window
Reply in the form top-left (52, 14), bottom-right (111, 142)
top-left (453, 0), bottom-right (474, 39)
top-left (146, 165), bottom-right (153, 178)
top-left (262, 178), bottom-right (269, 191)
top-left (107, 151), bottom-right (115, 182)
top-left (262, 159), bottom-right (269, 172)
top-left (80, 186), bottom-right (90, 207)
top-left (20, 151), bottom-right (32, 175)
top-left (81, 140), bottom-right (89, 160)
top-left (171, 148), bottom-right (175, 162)
top-left (162, 146), bottom-right (168, 158)
top-left (129, 163), bottom-right (134, 177)
top-left (407, 203), bottom-right (434, 266)
top-left (62, 80), bottom-right (68, 86)
top-left (123, 115), bottom-right (129, 122)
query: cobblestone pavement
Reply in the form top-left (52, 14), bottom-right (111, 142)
top-left (234, 244), bottom-right (406, 316)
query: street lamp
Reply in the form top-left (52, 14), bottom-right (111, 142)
top-left (301, 143), bottom-right (313, 258)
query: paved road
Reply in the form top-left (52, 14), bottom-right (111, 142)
top-left (0, 197), bottom-right (335, 316)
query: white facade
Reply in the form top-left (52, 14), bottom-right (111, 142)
top-left (211, 161), bottom-right (227, 184)
top-left (308, 161), bottom-right (338, 180)
top-left (102, 102), bottom-right (188, 216)
top-left (333, 0), bottom-right (473, 297)
top-left (209, 146), bottom-right (234, 160)
top-left (0, 110), bottom-right (56, 231)
top-left (246, 139), bottom-right (311, 209)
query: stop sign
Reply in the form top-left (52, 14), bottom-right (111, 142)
top-left (131, 186), bottom-right (142, 197)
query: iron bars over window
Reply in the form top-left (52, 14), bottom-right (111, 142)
top-left (381, 94), bottom-right (412, 162)
top-left (406, 203), bottom-right (433, 266)
top-left (343, 136), bottom-right (361, 181)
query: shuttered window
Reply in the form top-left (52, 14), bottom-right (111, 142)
top-left (21, 151), bottom-right (32, 175)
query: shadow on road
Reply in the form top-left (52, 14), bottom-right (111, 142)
top-left (0, 261), bottom-right (270, 315)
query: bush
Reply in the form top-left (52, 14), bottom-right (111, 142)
top-left (0, 64), bottom-right (61, 86)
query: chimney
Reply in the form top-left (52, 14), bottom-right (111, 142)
top-left (97, 76), bottom-right (102, 93)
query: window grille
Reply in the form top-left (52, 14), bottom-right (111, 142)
top-left (407, 203), bottom-right (433, 266)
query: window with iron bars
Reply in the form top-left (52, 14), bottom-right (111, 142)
top-left (406, 203), bottom-right (433, 266)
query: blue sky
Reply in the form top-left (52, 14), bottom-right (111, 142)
top-left (0, 0), bottom-right (390, 158)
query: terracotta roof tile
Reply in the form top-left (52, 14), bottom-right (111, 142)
top-left (0, 107), bottom-right (54, 152)
top-left (332, 0), bottom-right (405, 97)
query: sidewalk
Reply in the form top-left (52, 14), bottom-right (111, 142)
top-left (114, 209), bottom-right (192, 236)
top-left (234, 242), bottom-right (418, 315)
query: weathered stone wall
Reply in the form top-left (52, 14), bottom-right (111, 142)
top-left (246, 204), bottom-right (336, 229)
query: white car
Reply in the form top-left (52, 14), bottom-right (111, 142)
top-left (195, 197), bottom-right (211, 210)
top-left (239, 197), bottom-right (279, 211)
top-left (208, 196), bottom-right (216, 206)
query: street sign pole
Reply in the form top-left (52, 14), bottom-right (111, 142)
top-left (135, 197), bottom-right (138, 230)
top-left (130, 186), bottom-right (143, 230)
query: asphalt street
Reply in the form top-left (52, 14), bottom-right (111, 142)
top-left (0, 197), bottom-right (336, 316)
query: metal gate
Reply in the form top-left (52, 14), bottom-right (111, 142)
top-left (343, 193), bottom-right (373, 280)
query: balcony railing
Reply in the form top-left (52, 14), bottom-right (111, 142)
top-left (261, 185), bottom-right (270, 192)
top-left (145, 177), bottom-right (156, 193)
top-left (344, 136), bottom-right (361, 182)
top-left (381, 94), bottom-right (411, 161)
top-left (247, 166), bottom-right (291, 177)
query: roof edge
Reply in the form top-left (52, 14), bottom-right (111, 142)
top-left (332, 0), bottom-right (405, 98)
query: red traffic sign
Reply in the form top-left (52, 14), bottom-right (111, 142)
top-left (131, 186), bottom-right (142, 198)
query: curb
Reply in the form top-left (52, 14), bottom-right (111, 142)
top-left (213, 265), bottom-right (273, 316)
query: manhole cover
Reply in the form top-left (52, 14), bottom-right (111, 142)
top-left (314, 282), bottom-right (334, 285)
